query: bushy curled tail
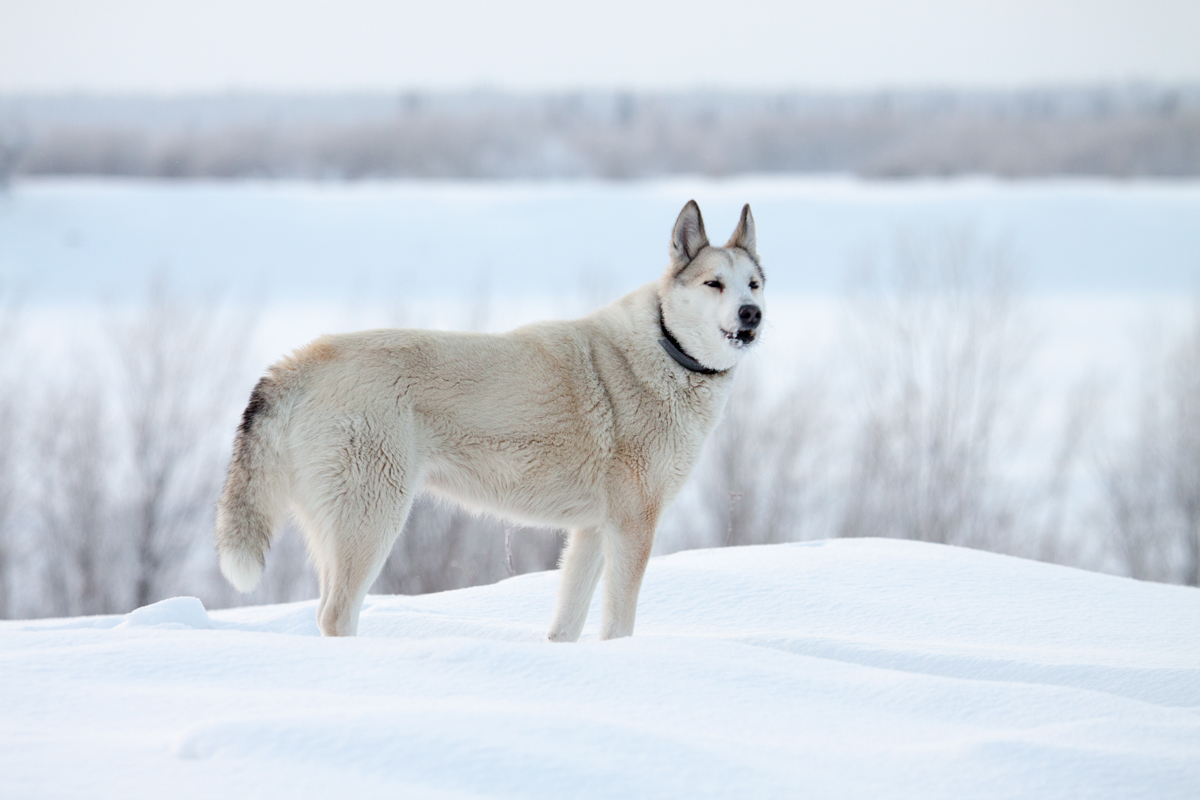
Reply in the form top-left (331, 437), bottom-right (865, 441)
top-left (215, 376), bottom-right (289, 593)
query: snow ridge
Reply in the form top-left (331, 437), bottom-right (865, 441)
top-left (2, 539), bottom-right (1197, 799)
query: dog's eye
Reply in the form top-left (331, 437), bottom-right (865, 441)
top-left (749, 280), bottom-right (760, 290)
top-left (703, 280), bottom-right (724, 292)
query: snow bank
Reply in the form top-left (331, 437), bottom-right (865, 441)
top-left (116, 597), bottom-right (213, 630)
top-left (1, 538), bottom-right (1197, 798)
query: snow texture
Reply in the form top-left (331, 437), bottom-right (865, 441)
top-left (1, 538), bottom-right (1197, 798)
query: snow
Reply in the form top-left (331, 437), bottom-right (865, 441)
top-left (2, 176), bottom-right (1199, 301)
top-left (2, 538), bottom-right (1197, 798)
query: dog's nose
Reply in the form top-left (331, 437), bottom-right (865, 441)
top-left (738, 304), bottom-right (762, 329)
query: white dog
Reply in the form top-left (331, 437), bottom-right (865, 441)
top-left (215, 200), bottom-right (765, 640)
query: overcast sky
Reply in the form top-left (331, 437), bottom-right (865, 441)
top-left (2, 0), bottom-right (1198, 94)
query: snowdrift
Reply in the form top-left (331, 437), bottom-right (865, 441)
top-left (1, 538), bottom-right (1197, 799)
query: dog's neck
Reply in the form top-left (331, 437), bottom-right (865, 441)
top-left (658, 306), bottom-right (726, 376)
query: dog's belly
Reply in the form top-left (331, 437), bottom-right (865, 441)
top-left (421, 438), bottom-right (609, 529)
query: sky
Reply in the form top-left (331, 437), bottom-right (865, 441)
top-left (1, 0), bottom-right (1199, 94)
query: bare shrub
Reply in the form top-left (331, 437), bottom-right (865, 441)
top-left (31, 374), bottom-right (124, 616)
top-left (1170, 317), bottom-right (1200, 586)
top-left (108, 282), bottom-right (258, 607)
top-left (691, 365), bottom-right (831, 549)
top-left (1030, 378), bottom-right (1101, 567)
top-left (1098, 304), bottom-right (1200, 585)
top-left (0, 395), bottom-right (13, 616)
top-left (13, 284), bottom-right (259, 617)
top-left (0, 287), bottom-right (19, 615)
top-left (837, 229), bottom-right (1049, 552)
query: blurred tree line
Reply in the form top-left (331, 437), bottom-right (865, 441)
top-left (1, 85), bottom-right (1198, 182)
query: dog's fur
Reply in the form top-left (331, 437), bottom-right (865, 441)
top-left (215, 200), bottom-right (765, 640)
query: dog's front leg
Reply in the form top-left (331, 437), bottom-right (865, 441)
top-left (599, 518), bottom-right (655, 640)
top-left (547, 526), bottom-right (604, 642)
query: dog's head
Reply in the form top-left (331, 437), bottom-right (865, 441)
top-left (659, 200), bottom-right (765, 373)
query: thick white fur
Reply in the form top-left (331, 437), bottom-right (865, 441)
top-left (218, 547), bottom-right (264, 593)
top-left (215, 201), bottom-right (765, 639)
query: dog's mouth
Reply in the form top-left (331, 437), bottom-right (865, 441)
top-left (722, 327), bottom-right (758, 348)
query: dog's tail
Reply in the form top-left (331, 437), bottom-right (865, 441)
top-left (215, 375), bottom-right (290, 593)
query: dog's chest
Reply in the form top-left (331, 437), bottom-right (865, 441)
top-left (609, 373), bottom-right (729, 484)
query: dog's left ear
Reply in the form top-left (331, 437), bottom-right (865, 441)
top-left (670, 200), bottom-right (710, 271)
top-left (725, 204), bottom-right (757, 260)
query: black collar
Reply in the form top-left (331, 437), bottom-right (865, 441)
top-left (658, 307), bottom-right (725, 375)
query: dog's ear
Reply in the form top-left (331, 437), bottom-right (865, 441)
top-left (725, 204), bottom-right (756, 260)
top-left (669, 200), bottom-right (709, 272)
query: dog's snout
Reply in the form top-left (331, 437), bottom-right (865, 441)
top-left (738, 304), bottom-right (762, 329)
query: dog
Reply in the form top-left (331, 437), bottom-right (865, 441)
top-left (215, 200), bottom-right (765, 640)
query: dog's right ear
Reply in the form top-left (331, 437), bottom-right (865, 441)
top-left (669, 200), bottom-right (709, 273)
top-left (725, 204), bottom-right (757, 261)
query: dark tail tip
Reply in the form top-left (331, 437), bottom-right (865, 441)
top-left (238, 377), bottom-right (272, 436)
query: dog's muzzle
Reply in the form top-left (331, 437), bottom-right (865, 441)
top-left (735, 304), bottom-right (761, 345)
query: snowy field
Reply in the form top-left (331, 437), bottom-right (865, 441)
top-left (2, 176), bottom-right (1200, 299)
top-left (2, 539), bottom-right (1197, 799)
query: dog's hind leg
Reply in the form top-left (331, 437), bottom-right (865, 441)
top-left (547, 526), bottom-right (605, 642)
top-left (314, 493), bottom-right (413, 637)
top-left (303, 418), bottom-right (418, 637)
